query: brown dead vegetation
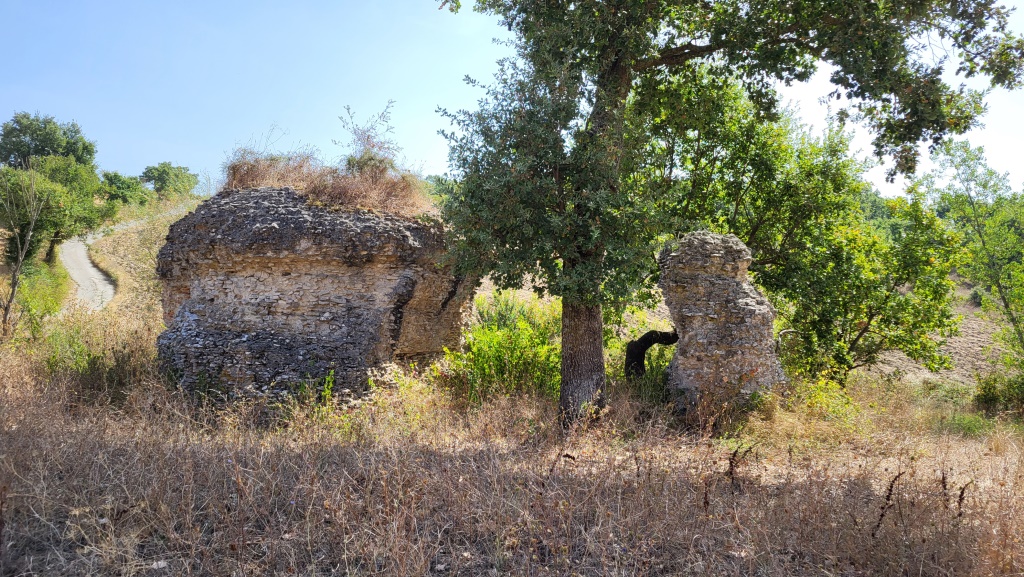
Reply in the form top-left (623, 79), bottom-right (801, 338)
top-left (222, 106), bottom-right (435, 218)
top-left (3, 335), bottom-right (1024, 576)
top-left (222, 147), bottom-right (435, 218)
top-left (3, 203), bottom-right (1024, 576)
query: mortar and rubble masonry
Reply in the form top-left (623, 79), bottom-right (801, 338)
top-left (156, 187), bottom-right (475, 397)
top-left (659, 231), bottom-right (786, 408)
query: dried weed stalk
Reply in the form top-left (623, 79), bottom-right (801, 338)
top-left (221, 105), bottom-right (434, 218)
top-left (3, 336), bottom-right (1024, 576)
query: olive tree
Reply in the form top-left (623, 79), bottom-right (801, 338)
top-left (442, 0), bottom-right (1024, 421)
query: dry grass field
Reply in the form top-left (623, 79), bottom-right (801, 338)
top-left (2, 208), bottom-right (1023, 576)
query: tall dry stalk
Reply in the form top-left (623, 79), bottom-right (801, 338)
top-left (221, 105), bottom-right (434, 217)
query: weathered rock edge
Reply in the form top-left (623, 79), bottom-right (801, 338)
top-left (658, 231), bottom-right (786, 409)
top-left (156, 187), bottom-right (475, 398)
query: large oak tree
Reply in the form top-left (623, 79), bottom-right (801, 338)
top-left (441, 0), bottom-right (1024, 421)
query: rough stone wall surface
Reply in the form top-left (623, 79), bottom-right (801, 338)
top-left (156, 187), bottom-right (475, 397)
top-left (658, 231), bottom-right (785, 407)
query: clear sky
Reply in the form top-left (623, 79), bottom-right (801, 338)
top-left (3, 0), bottom-right (1023, 195)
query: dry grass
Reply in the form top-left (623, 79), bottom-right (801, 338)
top-left (4, 207), bottom-right (1024, 575)
top-left (89, 198), bottom-right (200, 322)
top-left (222, 147), bottom-right (435, 218)
top-left (3, 323), bottom-right (1024, 576)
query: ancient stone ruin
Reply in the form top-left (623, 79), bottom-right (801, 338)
top-left (658, 231), bottom-right (786, 410)
top-left (156, 187), bottom-right (475, 397)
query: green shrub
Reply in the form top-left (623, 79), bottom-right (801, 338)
top-left (975, 372), bottom-right (1024, 414)
top-left (44, 312), bottom-right (158, 403)
top-left (920, 379), bottom-right (974, 408)
top-left (967, 286), bottom-right (986, 308)
top-left (16, 261), bottom-right (71, 336)
top-left (614, 340), bottom-right (673, 404)
top-left (936, 412), bottom-right (994, 437)
top-left (790, 375), bottom-right (859, 423)
top-left (602, 304), bottom-right (676, 404)
top-left (431, 291), bottom-right (561, 404)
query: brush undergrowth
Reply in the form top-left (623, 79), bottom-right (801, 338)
top-left (14, 259), bottom-right (71, 336)
top-left (431, 291), bottom-right (562, 404)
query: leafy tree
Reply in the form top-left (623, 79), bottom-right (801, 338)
top-left (624, 66), bottom-right (865, 274)
top-left (625, 67), bottom-right (960, 377)
top-left (102, 171), bottom-right (151, 205)
top-left (0, 168), bottom-right (59, 336)
top-left (0, 112), bottom-right (96, 168)
top-left (922, 140), bottom-right (1024, 365)
top-left (771, 195), bottom-right (962, 377)
top-left (32, 155), bottom-right (112, 261)
top-left (442, 0), bottom-right (1022, 421)
top-left (141, 162), bottom-right (199, 197)
top-left (626, 69), bottom-right (960, 379)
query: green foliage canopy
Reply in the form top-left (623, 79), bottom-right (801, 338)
top-left (141, 162), bottom-right (199, 197)
top-left (922, 140), bottom-right (1024, 366)
top-left (627, 69), bottom-right (962, 378)
top-left (1, 167), bottom-right (69, 263)
top-left (772, 195), bottom-right (962, 377)
top-left (0, 112), bottom-right (97, 168)
top-left (102, 171), bottom-right (151, 205)
top-left (443, 0), bottom-right (1023, 417)
top-left (32, 155), bottom-right (113, 251)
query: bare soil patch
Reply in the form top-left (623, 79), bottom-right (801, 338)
top-left (870, 284), bottom-right (1004, 386)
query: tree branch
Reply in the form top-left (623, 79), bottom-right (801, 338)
top-left (635, 42), bottom-right (725, 71)
top-left (635, 25), bottom-right (812, 72)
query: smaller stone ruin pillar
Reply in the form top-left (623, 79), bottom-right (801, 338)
top-left (658, 231), bottom-right (785, 411)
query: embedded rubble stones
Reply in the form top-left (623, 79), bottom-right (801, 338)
top-left (658, 231), bottom-right (786, 410)
top-left (156, 187), bottom-right (476, 398)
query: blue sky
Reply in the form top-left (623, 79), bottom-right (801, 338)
top-left (1, 1), bottom-right (512, 186)
top-left (3, 0), bottom-right (1023, 195)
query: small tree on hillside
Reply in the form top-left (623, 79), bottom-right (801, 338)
top-left (0, 169), bottom-right (51, 338)
top-left (923, 140), bottom-right (1024, 365)
top-left (32, 155), bottom-right (112, 262)
top-left (442, 0), bottom-right (1024, 422)
top-left (141, 162), bottom-right (199, 198)
top-left (102, 171), bottom-right (151, 205)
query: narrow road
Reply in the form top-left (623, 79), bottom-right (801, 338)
top-left (59, 234), bottom-right (115, 311)
top-left (57, 205), bottom-right (193, 312)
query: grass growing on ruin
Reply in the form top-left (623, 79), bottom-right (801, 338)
top-left (221, 146), bottom-right (435, 218)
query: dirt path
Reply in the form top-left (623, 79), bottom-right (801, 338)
top-left (58, 204), bottom-right (195, 312)
top-left (59, 234), bottom-right (115, 310)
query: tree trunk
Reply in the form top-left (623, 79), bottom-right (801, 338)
top-left (1, 269), bottom-right (21, 338)
top-left (624, 329), bottom-right (678, 378)
top-left (560, 301), bottom-right (605, 424)
top-left (44, 232), bottom-right (61, 264)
